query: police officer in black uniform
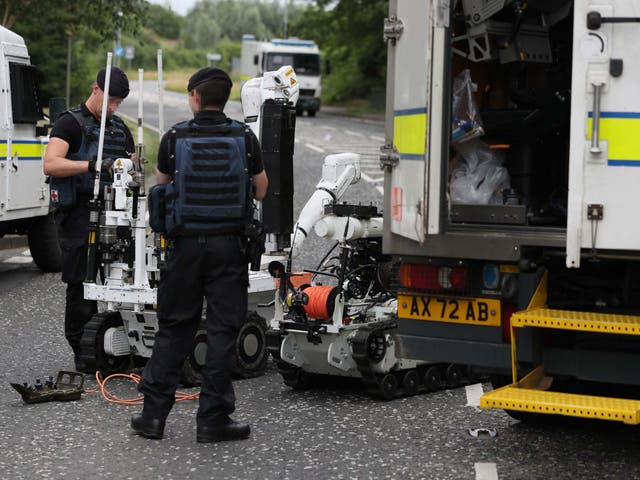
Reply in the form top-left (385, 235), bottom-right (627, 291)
top-left (43, 68), bottom-right (134, 372)
top-left (132, 67), bottom-right (268, 442)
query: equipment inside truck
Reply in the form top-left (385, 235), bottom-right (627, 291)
top-left (448, 0), bottom-right (573, 228)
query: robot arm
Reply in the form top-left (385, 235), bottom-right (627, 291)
top-left (290, 153), bottom-right (361, 259)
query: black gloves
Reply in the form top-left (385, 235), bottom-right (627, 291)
top-left (88, 158), bottom-right (115, 176)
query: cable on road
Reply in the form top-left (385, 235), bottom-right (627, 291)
top-left (84, 371), bottom-right (199, 405)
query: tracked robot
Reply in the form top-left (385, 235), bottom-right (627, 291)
top-left (266, 154), bottom-right (481, 399)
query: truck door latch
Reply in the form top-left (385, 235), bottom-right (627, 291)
top-left (383, 16), bottom-right (404, 44)
top-left (587, 11), bottom-right (640, 30)
top-left (379, 144), bottom-right (399, 171)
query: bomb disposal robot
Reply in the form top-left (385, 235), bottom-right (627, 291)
top-left (265, 153), bottom-right (481, 399)
top-left (80, 63), bottom-right (298, 383)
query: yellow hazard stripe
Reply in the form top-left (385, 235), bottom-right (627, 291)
top-left (0, 141), bottom-right (46, 160)
top-left (587, 114), bottom-right (640, 164)
top-left (393, 110), bottom-right (427, 157)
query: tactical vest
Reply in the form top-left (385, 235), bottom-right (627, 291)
top-left (163, 118), bottom-right (253, 236)
top-left (49, 106), bottom-right (129, 209)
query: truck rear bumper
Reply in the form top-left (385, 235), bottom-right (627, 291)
top-left (395, 333), bottom-right (512, 373)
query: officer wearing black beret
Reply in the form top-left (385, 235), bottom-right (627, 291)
top-left (44, 67), bottom-right (134, 372)
top-left (132, 67), bottom-right (268, 442)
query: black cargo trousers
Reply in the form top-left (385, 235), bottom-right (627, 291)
top-left (55, 201), bottom-right (97, 358)
top-left (139, 233), bottom-right (248, 426)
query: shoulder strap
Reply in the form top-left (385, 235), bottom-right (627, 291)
top-left (66, 106), bottom-right (96, 131)
top-left (173, 118), bottom-right (239, 138)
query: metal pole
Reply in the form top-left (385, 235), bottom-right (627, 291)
top-left (93, 53), bottom-right (113, 198)
top-left (137, 68), bottom-right (144, 147)
top-left (157, 49), bottom-right (164, 139)
top-left (115, 10), bottom-right (123, 68)
top-left (136, 68), bottom-right (145, 191)
top-left (65, 34), bottom-right (71, 108)
top-left (283, 0), bottom-right (288, 38)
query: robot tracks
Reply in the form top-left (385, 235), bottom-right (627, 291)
top-left (267, 320), bottom-right (482, 400)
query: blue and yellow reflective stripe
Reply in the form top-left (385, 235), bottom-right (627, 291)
top-left (393, 107), bottom-right (427, 160)
top-left (587, 112), bottom-right (640, 166)
top-left (0, 139), bottom-right (47, 160)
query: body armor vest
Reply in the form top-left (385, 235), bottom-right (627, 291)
top-left (163, 118), bottom-right (253, 236)
top-left (49, 106), bottom-right (129, 209)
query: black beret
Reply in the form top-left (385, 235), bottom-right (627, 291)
top-left (97, 67), bottom-right (130, 99)
top-left (187, 67), bottom-right (232, 91)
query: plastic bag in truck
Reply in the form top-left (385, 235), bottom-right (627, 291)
top-left (449, 139), bottom-right (510, 205)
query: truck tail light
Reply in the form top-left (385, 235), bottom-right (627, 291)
top-left (399, 263), bottom-right (467, 290)
top-left (501, 303), bottom-right (518, 342)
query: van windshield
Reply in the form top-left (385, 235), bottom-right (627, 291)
top-left (265, 53), bottom-right (320, 76)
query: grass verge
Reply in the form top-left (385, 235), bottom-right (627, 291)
top-left (139, 69), bottom-right (243, 101)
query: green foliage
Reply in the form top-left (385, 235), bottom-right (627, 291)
top-left (290, 0), bottom-right (388, 103)
top-left (144, 4), bottom-right (184, 39)
top-left (0, 0), bottom-right (389, 109)
top-left (181, 0), bottom-right (305, 48)
top-left (5, 0), bottom-right (147, 105)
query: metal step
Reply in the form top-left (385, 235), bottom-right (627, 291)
top-left (481, 383), bottom-right (640, 425)
top-left (511, 308), bottom-right (640, 335)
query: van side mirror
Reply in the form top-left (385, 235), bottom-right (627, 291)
top-left (253, 54), bottom-right (259, 66)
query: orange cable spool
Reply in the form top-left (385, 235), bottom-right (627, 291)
top-left (303, 285), bottom-right (338, 320)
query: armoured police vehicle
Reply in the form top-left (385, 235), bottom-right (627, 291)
top-left (0, 25), bottom-right (60, 272)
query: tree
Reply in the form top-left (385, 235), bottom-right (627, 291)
top-left (290, 0), bottom-right (388, 102)
top-left (4, 0), bottom-right (146, 105)
top-left (181, 0), bottom-right (304, 47)
top-left (144, 3), bottom-right (184, 40)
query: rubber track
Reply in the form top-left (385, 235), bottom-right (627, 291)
top-left (269, 321), bottom-right (481, 399)
top-left (78, 314), bottom-right (107, 373)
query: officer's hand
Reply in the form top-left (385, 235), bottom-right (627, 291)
top-left (88, 158), bottom-right (115, 177)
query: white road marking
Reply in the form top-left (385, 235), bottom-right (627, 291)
top-left (360, 172), bottom-right (384, 184)
top-left (344, 129), bottom-right (364, 137)
top-left (361, 172), bottom-right (374, 182)
top-left (376, 186), bottom-right (384, 195)
top-left (370, 135), bottom-right (385, 142)
top-left (475, 463), bottom-right (499, 480)
top-left (465, 383), bottom-right (484, 407)
top-left (304, 143), bottom-right (326, 153)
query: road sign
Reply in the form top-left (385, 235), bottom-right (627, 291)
top-left (206, 52), bottom-right (222, 62)
top-left (125, 46), bottom-right (135, 60)
top-left (114, 46), bottom-right (124, 57)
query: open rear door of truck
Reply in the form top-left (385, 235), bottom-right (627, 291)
top-left (567, 2), bottom-right (640, 267)
top-left (386, 0), bottom-right (447, 243)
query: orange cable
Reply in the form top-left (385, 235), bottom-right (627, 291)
top-left (303, 285), bottom-right (335, 320)
top-left (84, 371), bottom-right (199, 405)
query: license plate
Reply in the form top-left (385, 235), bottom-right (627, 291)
top-left (398, 294), bottom-right (501, 327)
